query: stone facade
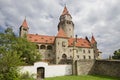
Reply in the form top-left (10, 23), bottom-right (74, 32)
top-left (19, 6), bottom-right (102, 64)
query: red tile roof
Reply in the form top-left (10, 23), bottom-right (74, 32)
top-left (56, 27), bottom-right (67, 38)
top-left (61, 6), bottom-right (70, 16)
top-left (68, 38), bottom-right (91, 48)
top-left (21, 18), bottom-right (28, 28)
top-left (27, 34), bottom-right (55, 44)
top-left (27, 34), bottom-right (91, 48)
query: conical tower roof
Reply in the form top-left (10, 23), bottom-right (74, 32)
top-left (61, 6), bottom-right (70, 15)
top-left (21, 18), bottom-right (28, 28)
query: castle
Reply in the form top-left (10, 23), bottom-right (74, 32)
top-left (19, 6), bottom-right (102, 64)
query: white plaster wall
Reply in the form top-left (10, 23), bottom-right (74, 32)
top-left (20, 62), bottom-right (72, 78)
top-left (46, 65), bottom-right (72, 77)
top-left (20, 66), bottom-right (36, 74)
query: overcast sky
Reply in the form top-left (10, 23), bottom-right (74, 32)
top-left (0, 0), bottom-right (120, 59)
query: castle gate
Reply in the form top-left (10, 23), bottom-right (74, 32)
top-left (37, 67), bottom-right (45, 79)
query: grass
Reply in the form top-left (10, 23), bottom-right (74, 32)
top-left (45, 75), bottom-right (120, 80)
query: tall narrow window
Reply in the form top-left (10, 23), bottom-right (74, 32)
top-left (89, 56), bottom-right (91, 59)
top-left (83, 55), bottom-right (86, 59)
top-left (77, 55), bottom-right (79, 59)
top-left (83, 50), bottom-right (85, 53)
top-left (88, 50), bottom-right (90, 53)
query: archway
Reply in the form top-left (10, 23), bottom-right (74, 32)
top-left (62, 54), bottom-right (67, 59)
top-left (37, 67), bottom-right (45, 79)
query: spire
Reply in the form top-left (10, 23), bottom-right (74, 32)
top-left (57, 27), bottom-right (67, 38)
top-left (85, 36), bottom-right (90, 43)
top-left (21, 17), bottom-right (28, 28)
top-left (91, 35), bottom-right (96, 44)
top-left (61, 6), bottom-right (70, 15)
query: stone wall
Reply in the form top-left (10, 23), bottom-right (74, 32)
top-left (76, 60), bottom-right (120, 77)
top-left (76, 60), bottom-right (95, 75)
top-left (93, 60), bottom-right (120, 77)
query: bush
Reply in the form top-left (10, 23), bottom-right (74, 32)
top-left (20, 72), bottom-right (35, 80)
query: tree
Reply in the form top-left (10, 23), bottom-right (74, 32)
top-left (0, 27), bottom-right (41, 79)
top-left (0, 27), bottom-right (41, 65)
top-left (0, 28), bottom-right (23, 80)
top-left (14, 37), bottom-right (41, 65)
top-left (112, 49), bottom-right (120, 59)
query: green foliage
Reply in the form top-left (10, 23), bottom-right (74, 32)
top-left (0, 27), bottom-right (41, 80)
top-left (20, 72), bottom-right (35, 80)
top-left (0, 51), bottom-right (22, 80)
top-left (0, 27), bottom-right (41, 65)
top-left (112, 49), bottom-right (120, 59)
top-left (13, 37), bottom-right (41, 65)
top-left (45, 75), bottom-right (120, 80)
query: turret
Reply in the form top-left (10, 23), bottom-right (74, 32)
top-left (58, 6), bottom-right (74, 38)
top-left (19, 18), bottom-right (29, 37)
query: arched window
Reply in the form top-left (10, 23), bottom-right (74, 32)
top-left (47, 45), bottom-right (52, 50)
top-left (40, 45), bottom-right (46, 49)
top-left (62, 54), bottom-right (67, 59)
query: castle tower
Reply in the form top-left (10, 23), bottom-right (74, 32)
top-left (55, 27), bottom-right (68, 64)
top-left (19, 18), bottom-right (29, 37)
top-left (58, 6), bottom-right (74, 38)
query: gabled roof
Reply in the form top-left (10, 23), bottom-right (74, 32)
top-left (27, 34), bottom-right (55, 44)
top-left (21, 18), bottom-right (28, 28)
top-left (56, 27), bottom-right (67, 38)
top-left (61, 6), bottom-right (70, 16)
top-left (91, 35), bottom-right (96, 44)
top-left (68, 38), bottom-right (91, 48)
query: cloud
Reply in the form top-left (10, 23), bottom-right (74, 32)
top-left (0, 0), bottom-right (120, 59)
